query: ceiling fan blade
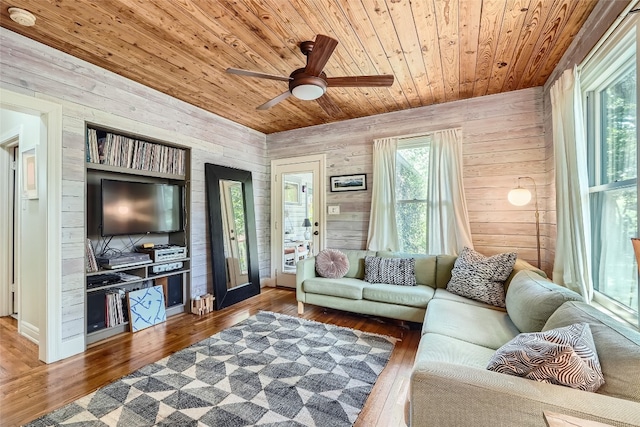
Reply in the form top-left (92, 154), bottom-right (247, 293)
top-left (305, 35), bottom-right (338, 76)
top-left (316, 94), bottom-right (342, 117)
top-left (326, 75), bottom-right (394, 87)
top-left (257, 91), bottom-right (291, 110)
top-left (226, 67), bottom-right (291, 82)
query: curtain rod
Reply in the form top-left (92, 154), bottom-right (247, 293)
top-left (394, 127), bottom-right (462, 141)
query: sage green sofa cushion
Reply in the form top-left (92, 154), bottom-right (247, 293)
top-left (422, 299), bottom-right (519, 349)
top-left (543, 301), bottom-right (640, 403)
top-left (302, 277), bottom-right (367, 300)
top-left (435, 255), bottom-right (457, 288)
top-left (415, 333), bottom-right (496, 368)
top-left (506, 270), bottom-right (583, 333)
top-left (362, 284), bottom-right (434, 308)
top-left (342, 250), bottom-right (376, 279)
top-left (433, 288), bottom-right (505, 310)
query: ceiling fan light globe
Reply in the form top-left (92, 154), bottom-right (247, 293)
top-left (292, 84), bottom-right (325, 100)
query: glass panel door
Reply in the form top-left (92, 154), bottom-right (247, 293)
top-left (271, 155), bottom-right (325, 288)
top-left (282, 173), bottom-right (313, 275)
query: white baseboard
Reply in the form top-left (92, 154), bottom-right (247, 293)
top-left (20, 319), bottom-right (39, 344)
top-left (59, 335), bottom-right (85, 360)
top-left (261, 277), bottom-right (276, 288)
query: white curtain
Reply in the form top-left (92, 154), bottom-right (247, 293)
top-left (551, 66), bottom-right (593, 301)
top-left (426, 128), bottom-right (473, 255)
top-left (366, 137), bottom-right (400, 251)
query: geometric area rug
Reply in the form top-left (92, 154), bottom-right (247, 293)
top-left (25, 311), bottom-right (396, 426)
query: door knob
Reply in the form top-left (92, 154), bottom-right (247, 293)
top-left (313, 230), bottom-right (319, 235)
top-left (314, 221), bottom-right (319, 226)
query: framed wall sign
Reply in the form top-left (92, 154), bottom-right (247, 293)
top-left (330, 174), bottom-right (367, 192)
top-left (22, 148), bottom-right (38, 199)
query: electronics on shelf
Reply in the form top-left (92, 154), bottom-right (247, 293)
top-left (96, 252), bottom-right (152, 269)
top-left (86, 273), bottom-right (121, 289)
top-left (137, 244), bottom-right (187, 262)
top-left (152, 261), bottom-right (184, 274)
top-left (100, 179), bottom-right (184, 237)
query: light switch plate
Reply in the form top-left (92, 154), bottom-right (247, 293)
top-left (328, 205), bottom-right (340, 215)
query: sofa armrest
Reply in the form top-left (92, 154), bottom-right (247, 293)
top-left (296, 256), bottom-right (316, 302)
top-left (409, 361), bottom-right (640, 427)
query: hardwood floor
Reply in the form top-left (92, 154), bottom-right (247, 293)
top-left (0, 287), bottom-right (420, 426)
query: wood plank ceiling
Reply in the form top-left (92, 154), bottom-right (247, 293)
top-left (0, 0), bottom-right (598, 134)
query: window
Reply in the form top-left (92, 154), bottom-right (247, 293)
top-left (395, 137), bottom-right (430, 253)
top-left (582, 17), bottom-right (639, 325)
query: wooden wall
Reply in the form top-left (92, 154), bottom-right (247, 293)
top-left (0, 29), bottom-right (269, 346)
top-left (268, 87), bottom-right (551, 274)
top-left (0, 0), bottom-right (621, 353)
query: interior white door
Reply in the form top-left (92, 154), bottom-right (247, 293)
top-left (271, 155), bottom-right (325, 288)
top-left (0, 137), bottom-right (18, 317)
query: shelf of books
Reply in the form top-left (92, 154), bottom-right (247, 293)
top-left (86, 127), bottom-right (186, 179)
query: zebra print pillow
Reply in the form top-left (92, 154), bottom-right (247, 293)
top-left (487, 323), bottom-right (605, 392)
top-left (446, 247), bottom-right (516, 307)
top-left (364, 256), bottom-right (416, 286)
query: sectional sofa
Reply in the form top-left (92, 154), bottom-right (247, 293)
top-left (296, 250), bottom-right (640, 426)
top-left (296, 249), bottom-right (543, 321)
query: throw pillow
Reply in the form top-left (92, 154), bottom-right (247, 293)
top-left (446, 247), bottom-right (517, 307)
top-left (487, 323), bottom-right (605, 392)
top-left (364, 256), bottom-right (416, 286)
top-left (315, 249), bottom-right (350, 279)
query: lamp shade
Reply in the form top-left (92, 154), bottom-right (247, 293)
top-left (508, 187), bottom-right (532, 206)
top-left (302, 218), bottom-right (312, 227)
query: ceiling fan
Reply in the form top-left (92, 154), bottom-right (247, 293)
top-left (226, 35), bottom-right (394, 115)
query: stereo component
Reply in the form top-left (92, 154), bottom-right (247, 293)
top-left (152, 261), bottom-right (184, 274)
top-left (138, 244), bottom-right (187, 262)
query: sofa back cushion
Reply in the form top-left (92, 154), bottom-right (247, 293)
top-left (338, 250), bottom-right (377, 279)
top-left (435, 255), bottom-right (457, 288)
top-left (506, 270), bottom-right (583, 333)
top-left (376, 251), bottom-right (436, 287)
top-left (505, 259), bottom-right (547, 291)
top-left (543, 301), bottom-right (640, 402)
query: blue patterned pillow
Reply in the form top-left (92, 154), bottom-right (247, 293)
top-left (487, 323), bottom-right (605, 392)
top-left (364, 256), bottom-right (416, 286)
top-left (446, 247), bottom-right (516, 307)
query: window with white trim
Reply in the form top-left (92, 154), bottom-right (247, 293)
top-left (395, 136), bottom-right (430, 253)
top-left (582, 15), bottom-right (639, 325)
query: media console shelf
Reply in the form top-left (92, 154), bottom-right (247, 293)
top-left (85, 124), bottom-right (191, 346)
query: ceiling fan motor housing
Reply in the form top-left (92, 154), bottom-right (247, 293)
top-left (289, 68), bottom-right (327, 100)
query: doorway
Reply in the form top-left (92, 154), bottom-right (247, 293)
top-left (271, 155), bottom-right (326, 288)
top-left (1, 89), bottom-right (64, 363)
top-left (0, 137), bottom-right (19, 318)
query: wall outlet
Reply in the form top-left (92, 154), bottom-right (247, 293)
top-left (328, 205), bottom-right (340, 215)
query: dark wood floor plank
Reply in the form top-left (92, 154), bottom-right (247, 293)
top-left (0, 287), bottom-right (418, 426)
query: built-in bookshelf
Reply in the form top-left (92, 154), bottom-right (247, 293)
top-left (86, 127), bottom-right (186, 176)
top-left (85, 124), bottom-right (191, 346)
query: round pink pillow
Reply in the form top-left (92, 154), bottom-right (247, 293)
top-left (315, 249), bottom-right (350, 279)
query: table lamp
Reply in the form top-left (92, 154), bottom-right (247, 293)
top-left (302, 218), bottom-right (312, 240)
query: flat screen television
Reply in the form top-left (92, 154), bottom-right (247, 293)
top-left (101, 179), bottom-right (183, 236)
